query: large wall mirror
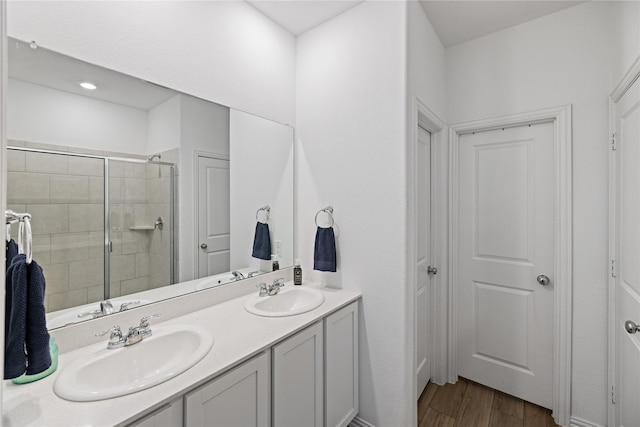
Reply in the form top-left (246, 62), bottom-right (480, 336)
top-left (5, 37), bottom-right (294, 330)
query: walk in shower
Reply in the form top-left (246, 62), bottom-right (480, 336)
top-left (6, 146), bottom-right (175, 313)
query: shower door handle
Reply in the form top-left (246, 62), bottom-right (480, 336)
top-left (200, 243), bottom-right (208, 249)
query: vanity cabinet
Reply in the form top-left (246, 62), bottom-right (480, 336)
top-left (325, 302), bottom-right (359, 427)
top-left (184, 351), bottom-right (271, 427)
top-left (273, 321), bottom-right (324, 427)
top-left (128, 398), bottom-right (183, 427)
top-left (127, 300), bottom-right (358, 427)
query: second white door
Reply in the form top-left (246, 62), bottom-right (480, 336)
top-left (457, 122), bottom-right (554, 409)
top-left (416, 127), bottom-right (432, 396)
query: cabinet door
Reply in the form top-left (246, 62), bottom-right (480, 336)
top-left (325, 302), bottom-right (359, 427)
top-left (127, 398), bottom-right (183, 427)
top-left (273, 321), bottom-right (324, 427)
top-left (184, 352), bottom-right (271, 427)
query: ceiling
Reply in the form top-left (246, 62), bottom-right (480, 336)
top-left (8, 38), bottom-right (177, 111)
top-left (247, 0), bottom-right (586, 46)
top-left (420, 1), bottom-right (586, 47)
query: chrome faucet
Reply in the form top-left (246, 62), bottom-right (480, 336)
top-left (255, 278), bottom-right (285, 297)
top-left (96, 314), bottom-right (162, 349)
top-left (231, 271), bottom-right (246, 281)
top-left (248, 270), bottom-right (261, 278)
top-left (78, 299), bottom-right (141, 319)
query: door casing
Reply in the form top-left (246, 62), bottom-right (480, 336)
top-left (449, 105), bottom-right (573, 426)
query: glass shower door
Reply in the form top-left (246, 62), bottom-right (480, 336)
top-left (107, 159), bottom-right (174, 300)
top-left (6, 149), bottom-right (106, 313)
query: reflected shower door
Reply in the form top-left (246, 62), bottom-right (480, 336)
top-left (6, 148), bottom-right (105, 312)
top-left (107, 159), bottom-right (174, 300)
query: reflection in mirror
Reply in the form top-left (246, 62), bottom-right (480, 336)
top-left (6, 38), bottom-right (294, 330)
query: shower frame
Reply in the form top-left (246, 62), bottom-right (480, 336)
top-left (7, 146), bottom-right (176, 300)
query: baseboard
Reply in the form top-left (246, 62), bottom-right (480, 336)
top-left (570, 416), bottom-right (605, 427)
top-left (349, 416), bottom-right (376, 427)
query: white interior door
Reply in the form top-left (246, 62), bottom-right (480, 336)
top-left (457, 122), bottom-right (554, 409)
top-left (197, 156), bottom-right (230, 279)
top-left (416, 127), bottom-right (432, 396)
top-left (613, 77), bottom-right (640, 427)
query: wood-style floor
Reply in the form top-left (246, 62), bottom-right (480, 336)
top-left (418, 378), bottom-right (558, 427)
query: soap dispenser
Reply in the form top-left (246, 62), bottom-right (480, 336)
top-left (271, 255), bottom-right (279, 271)
top-left (294, 259), bottom-right (302, 285)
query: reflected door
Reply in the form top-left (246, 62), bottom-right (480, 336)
top-left (457, 123), bottom-right (554, 409)
top-left (197, 156), bottom-right (230, 278)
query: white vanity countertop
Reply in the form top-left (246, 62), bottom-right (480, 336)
top-left (3, 282), bottom-right (361, 427)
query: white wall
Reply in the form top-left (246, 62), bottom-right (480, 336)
top-left (296, 2), bottom-right (411, 425)
top-left (610, 1), bottom-right (640, 86)
top-left (446, 3), bottom-right (613, 424)
top-left (229, 110), bottom-right (294, 273)
top-left (7, 1), bottom-right (296, 125)
top-left (147, 95), bottom-right (181, 155)
top-left (407, 2), bottom-right (446, 121)
top-left (178, 95), bottom-right (230, 282)
top-left (8, 79), bottom-right (147, 153)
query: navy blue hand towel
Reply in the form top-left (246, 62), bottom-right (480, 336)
top-left (314, 227), bottom-right (336, 272)
top-left (5, 254), bottom-right (52, 379)
top-left (6, 239), bottom-right (18, 270)
top-left (252, 222), bottom-right (271, 260)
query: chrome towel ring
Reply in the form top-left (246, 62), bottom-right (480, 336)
top-left (256, 205), bottom-right (270, 223)
top-left (315, 206), bottom-right (334, 228)
top-left (6, 210), bottom-right (33, 264)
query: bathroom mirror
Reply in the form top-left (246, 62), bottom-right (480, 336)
top-left (5, 37), bottom-right (294, 330)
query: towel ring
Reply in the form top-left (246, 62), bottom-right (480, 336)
top-left (17, 215), bottom-right (32, 264)
top-left (315, 206), bottom-right (334, 228)
top-left (256, 205), bottom-right (270, 224)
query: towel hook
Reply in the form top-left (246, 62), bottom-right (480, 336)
top-left (256, 205), bottom-right (270, 224)
top-left (315, 206), bottom-right (334, 228)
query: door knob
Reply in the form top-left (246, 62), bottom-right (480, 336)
top-left (427, 266), bottom-right (438, 275)
top-left (625, 320), bottom-right (640, 334)
top-left (200, 243), bottom-right (207, 249)
top-left (536, 275), bottom-right (550, 286)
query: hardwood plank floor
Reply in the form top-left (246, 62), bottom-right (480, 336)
top-left (418, 378), bottom-right (558, 427)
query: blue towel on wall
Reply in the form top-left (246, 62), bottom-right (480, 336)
top-left (314, 227), bottom-right (336, 272)
top-left (252, 222), bottom-right (271, 260)
top-left (6, 239), bottom-right (18, 270)
top-left (5, 254), bottom-right (52, 379)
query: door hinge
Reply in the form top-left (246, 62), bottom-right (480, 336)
top-left (610, 133), bottom-right (617, 151)
top-left (611, 259), bottom-right (617, 278)
top-left (611, 385), bottom-right (616, 404)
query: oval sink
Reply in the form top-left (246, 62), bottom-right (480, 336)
top-left (54, 324), bottom-right (213, 401)
top-left (245, 287), bottom-right (325, 317)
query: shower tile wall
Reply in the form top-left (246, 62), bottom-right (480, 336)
top-left (6, 141), bottom-right (176, 313)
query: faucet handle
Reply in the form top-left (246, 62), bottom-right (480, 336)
top-left (96, 325), bottom-right (122, 339)
top-left (140, 313), bottom-right (162, 327)
top-left (119, 300), bottom-right (141, 311)
top-left (272, 277), bottom-right (285, 287)
top-left (77, 309), bottom-right (101, 319)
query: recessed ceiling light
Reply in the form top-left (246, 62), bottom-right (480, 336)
top-left (79, 82), bottom-right (97, 90)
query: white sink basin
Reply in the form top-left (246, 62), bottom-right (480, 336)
top-left (245, 286), bottom-right (325, 317)
top-left (54, 324), bottom-right (213, 401)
